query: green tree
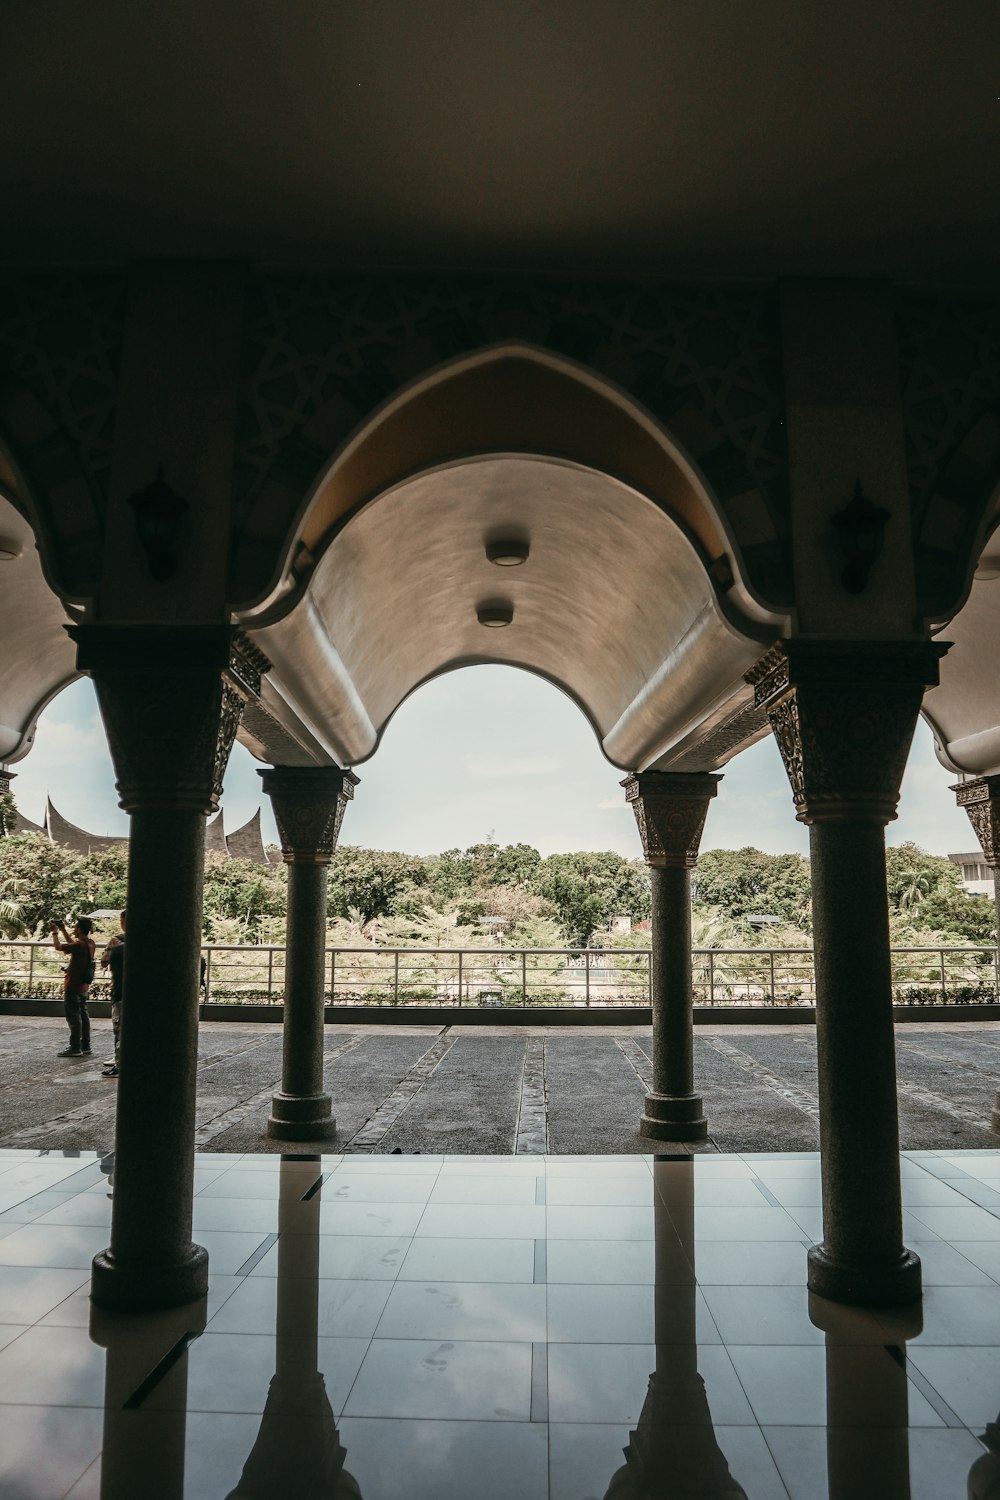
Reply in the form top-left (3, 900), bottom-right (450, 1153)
top-left (202, 854), bottom-right (288, 940)
top-left (532, 851), bottom-right (650, 946)
top-left (693, 847), bottom-right (812, 929)
top-left (0, 783), bottom-right (16, 837)
top-left (0, 834), bottom-right (84, 934)
top-left (78, 845), bottom-right (130, 914)
top-left (327, 847), bottom-right (428, 925)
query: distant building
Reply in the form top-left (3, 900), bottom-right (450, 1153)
top-left (0, 770), bottom-right (273, 865)
top-left (948, 852), bottom-right (994, 898)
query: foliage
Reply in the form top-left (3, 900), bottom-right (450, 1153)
top-left (885, 842), bottom-right (994, 944)
top-left (201, 854), bottom-right (287, 941)
top-left (693, 847), bottom-right (813, 929)
top-left (530, 850), bottom-right (650, 946)
top-left (0, 834), bottom-right (85, 934)
top-left (327, 847), bottom-right (427, 924)
top-left (0, 787), bottom-right (16, 837)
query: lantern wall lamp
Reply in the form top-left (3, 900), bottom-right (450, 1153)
top-left (127, 466), bottom-right (189, 582)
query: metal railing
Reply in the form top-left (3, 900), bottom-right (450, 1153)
top-left (1, 940), bottom-right (998, 1008)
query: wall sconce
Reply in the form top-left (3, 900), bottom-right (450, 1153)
top-left (831, 481), bottom-right (890, 595)
top-left (127, 466), bottom-right (188, 581)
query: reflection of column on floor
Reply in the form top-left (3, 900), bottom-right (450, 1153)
top-left (809, 1294), bottom-right (919, 1499)
top-left (968, 1417), bottom-right (1000, 1496)
top-left (621, 772), bottom-right (721, 1143)
top-left (226, 1155), bottom-right (362, 1499)
top-left (91, 1280), bottom-right (205, 1500)
top-left (603, 1159), bottom-right (748, 1499)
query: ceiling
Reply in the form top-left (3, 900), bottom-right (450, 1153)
top-left (3, 1), bottom-right (998, 279)
top-left (250, 456), bottom-right (771, 771)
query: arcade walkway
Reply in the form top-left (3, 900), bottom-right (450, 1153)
top-left (0, 1147), bottom-right (997, 1498)
top-left (1, 1019), bottom-right (998, 1158)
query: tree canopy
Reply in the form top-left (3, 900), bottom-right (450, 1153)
top-left (0, 828), bottom-right (994, 950)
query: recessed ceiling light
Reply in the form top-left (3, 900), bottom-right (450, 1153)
top-left (477, 601), bottom-right (514, 628)
top-left (486, 538), bottom-right (529, 567)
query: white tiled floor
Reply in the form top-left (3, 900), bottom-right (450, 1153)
top-left (0, 1148), bottom-right (1000, 1495)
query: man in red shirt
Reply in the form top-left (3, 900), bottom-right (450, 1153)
top-left (50, 916), bottom-right (96, 1058)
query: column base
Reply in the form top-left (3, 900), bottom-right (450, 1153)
top-left (807, 1242), bottom-right (922, 1307)
top-left (267, 1091), bottom-right (337, 1141)
top-left (639, 1092), bottom-right (708, 1142)
top-left (91, 1242), bottom-right (209, 1311)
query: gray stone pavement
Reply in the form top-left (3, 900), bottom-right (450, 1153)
top-left (2, 1016), bottom-right (999, 1156)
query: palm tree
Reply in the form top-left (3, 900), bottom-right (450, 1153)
top-left (898, 871), bottom-right (932, 911)
top-left (0, 877), bottom-right (25, 938)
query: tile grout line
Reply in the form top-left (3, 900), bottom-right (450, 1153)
top-left (515, 1038), bottom-right (548, 1155)
top-left (702, 1036), bottom-right (821, 1121)
top-left (343, 1031), bottom-right (457, 1152)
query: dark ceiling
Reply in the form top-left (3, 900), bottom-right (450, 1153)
top-left (3, 0), bottom-right (999, 279)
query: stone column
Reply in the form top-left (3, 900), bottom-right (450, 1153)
top-left (72, 623), bottom-right (254, 1311)
top-left (622, 771), bottom-right (721, 1141)
top-left (748, 640), bottom-right (946, 1306)
top-left (952, 775), bottom-right (1000, 1133)
top-left (259, 765), bottom-right (358, 1141)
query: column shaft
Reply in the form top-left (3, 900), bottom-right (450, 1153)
top-left (71, 622), bottom-right (252, 1313)
top-left (261, 764), bottom-right (357, 1142)
top-left (272, 862), bottom-right (332, 1134)
top-left (622, 770), bottom-right (719, 1143)
top-left (94, 806), bottom-right (209, 1306)
top-left (747, 639), bottom-right (945, 1306)
top-left (809, 819), bottom-right (913, 1293)
top-left (644, 863), bottom-right (705, 1137)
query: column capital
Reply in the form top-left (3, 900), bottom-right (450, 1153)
top-left (621, 770), bottom-right (722, 868)
top-left (69, 622), bottom-right (262, 814)
top-left (953, 776), bottom-right (1000, 867)
top-left (746, 640), bottom-right (947, 825)
top-left (259, 764), bottom-right (359, 864)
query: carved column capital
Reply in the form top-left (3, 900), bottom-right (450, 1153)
top-left (69, 623), bottom-right (265, 814)
top-left (953, 776), bottom-right (1000, 867)
top-left (259, 765), bottom-right (359, 865)
top-left (621, 771), bottom-right (722, 868)
top-left (746, 640), bottom-right (947, 825)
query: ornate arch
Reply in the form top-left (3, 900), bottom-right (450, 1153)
top-left (230, 273), bottom-right (790, 610)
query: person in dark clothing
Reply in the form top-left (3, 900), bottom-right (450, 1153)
top-left (101, 910), bottom-right (126, 1076)
top-left (51, 916), bottom-right (96, 1057)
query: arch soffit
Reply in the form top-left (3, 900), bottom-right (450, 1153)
top-left (232, 344), bottom-right (786, 629)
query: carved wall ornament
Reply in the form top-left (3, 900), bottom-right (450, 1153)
top-left (747, 640), bottom-right (948, 825)
top-left (228, 631), bottom-right (271, 699)
top-left (622, 771), bottom-right (721, 868)
top-left (953, 777), bottom-right (1000, 867)
top-left (233, 273), bottom-right (792, 604)
top-left (259, 765), bottom-right (359, 865)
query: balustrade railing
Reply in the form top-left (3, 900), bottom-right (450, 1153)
top-left (1, 940), bottom-right (998, 1009)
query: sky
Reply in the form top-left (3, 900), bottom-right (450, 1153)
top-left (5, 666), bottom-right (975, 861)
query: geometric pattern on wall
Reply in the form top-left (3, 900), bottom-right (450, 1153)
top-left (234, 274), bottom-right (791, 603)
top-left (897, 290), bottom-right (1000, 616)
top-left (0, 273), bottom-right (127, 507)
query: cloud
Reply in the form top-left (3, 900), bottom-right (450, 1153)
top-left (463, 752), bottom-right (568, 781)
top-left (596, 796), bottom-right (622, 810)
